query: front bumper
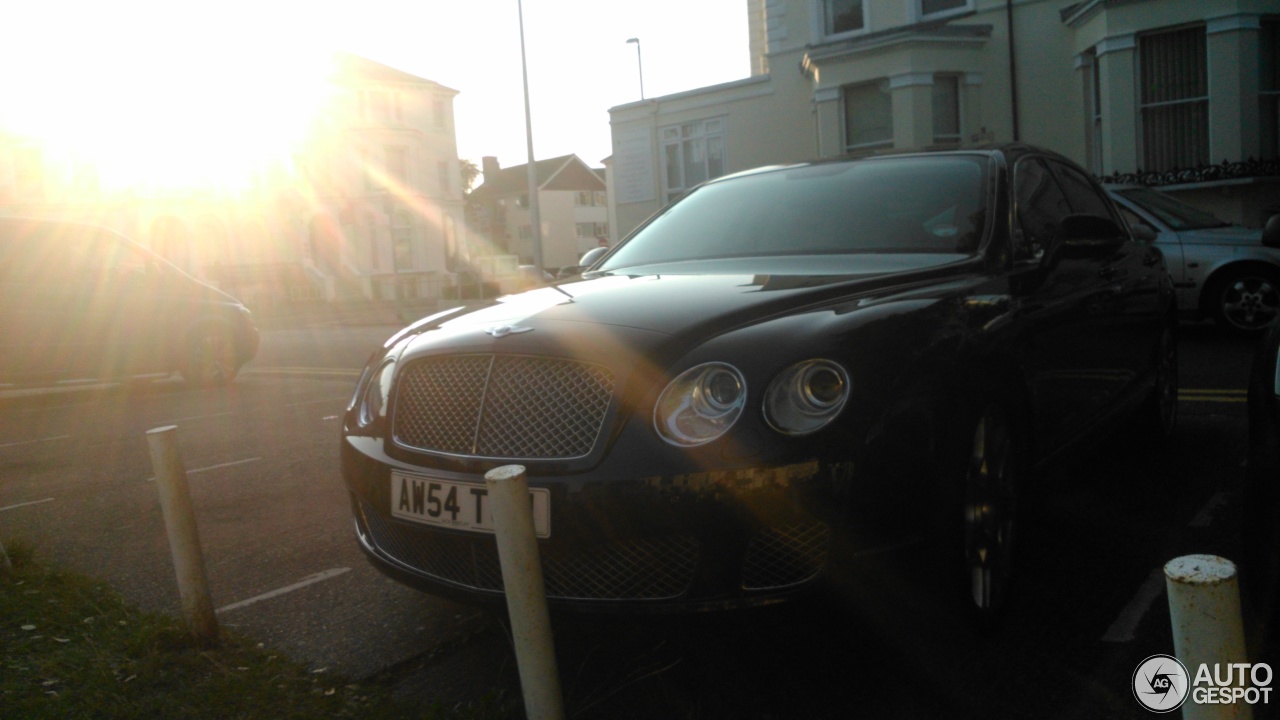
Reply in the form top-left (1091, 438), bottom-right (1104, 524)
top-left (340, 434), bottom-right (890, 612)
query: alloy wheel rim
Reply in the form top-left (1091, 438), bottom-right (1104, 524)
top-left (963, 406), bottom-right (1016, 611)
top-left (1223, 277), bottom-right (1280, 330)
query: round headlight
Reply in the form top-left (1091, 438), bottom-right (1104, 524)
top-left (654, 362), bottom-right (747, 446)
top-left (359, 359), bottom-right (396, 427)
top-left (764, 359), bottom-right (850, 435)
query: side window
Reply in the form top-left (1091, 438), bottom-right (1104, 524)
top-left (1050, 162), bottom-right (1115, 219)
top-left (1013, 157), bottom-right (1072, 261)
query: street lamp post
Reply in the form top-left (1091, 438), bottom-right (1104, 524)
top-left (518, 0), bottom-right (544, 275)
top-left (626, 37), bottom-right (644, 100)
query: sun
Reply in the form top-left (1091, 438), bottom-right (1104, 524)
top-left (1, 6), bottom-right (335, 195)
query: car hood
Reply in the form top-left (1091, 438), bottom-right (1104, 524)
top-left (394, 254), bottom-right (973, 360)
top-left (1176, 225), bottom-right (1264, 247)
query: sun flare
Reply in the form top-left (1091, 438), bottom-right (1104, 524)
top-left (2, 17), bottom-right (335, 195)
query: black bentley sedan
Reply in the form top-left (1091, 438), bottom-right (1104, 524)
top-left (341, 145), bottom-right (1178, 620)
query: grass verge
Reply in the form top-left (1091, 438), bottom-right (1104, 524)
top-left (0, 539), bottom-right (516, 719)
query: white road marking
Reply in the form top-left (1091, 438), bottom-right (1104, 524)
top-left (282, 397), bottom-right (348, 408)
top-left (0, 497), bottom-right (55, 513)
top-left (216, 568), bottom-right (351, 614)
top-left (0, 435), bottom-right (72, 449)
top-left (164, 412), bottom-right (233, 424)
top-left (146, 457), bottom-right (262, 482)
top-left (1101, 569), bottom-right (1166, 643)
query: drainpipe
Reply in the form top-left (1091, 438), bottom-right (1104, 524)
top-left (1006, 0), bottom-right (1020, 142)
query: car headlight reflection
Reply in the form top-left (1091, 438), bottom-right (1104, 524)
top-left (764, 359), bottom-right (850, 435)
top-left (654, 362), bottom-right (747, 446)
top-left (358, 359), bottom-right (396, 427)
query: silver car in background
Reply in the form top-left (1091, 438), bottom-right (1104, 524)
top-left (1108, 185), bottom-right (1280, 334)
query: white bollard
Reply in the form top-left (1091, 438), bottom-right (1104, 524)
top-left (146, 425), bottom-right (219, 645)
top-left (485, 464), bottom-right (564, 720)
top-left (1165, 555), bottom-right (1253, 720)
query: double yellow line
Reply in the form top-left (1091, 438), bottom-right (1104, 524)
top-left (1180, 388), bottom-right (1247, 403)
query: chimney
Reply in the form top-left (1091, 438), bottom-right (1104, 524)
top-left (482, 156), bottom-right (500, 183)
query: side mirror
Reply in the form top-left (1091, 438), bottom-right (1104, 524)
top-left (1263, 214), bottom-right (1280, 249)
top-left (1058, 214), bottom-right (1125, 258)
top-left (1130, 223), bottom-right (1158, 243)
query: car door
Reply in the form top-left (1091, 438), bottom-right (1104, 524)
top-left (1007, 156), bottom-right (1127, 453)
top-left (1049, 162), bottom-right (1166, 402)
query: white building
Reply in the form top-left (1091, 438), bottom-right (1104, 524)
top-left (609, 0), bottom-right (1279, 239)
top-left (470, 154), bottom-right (610, 271)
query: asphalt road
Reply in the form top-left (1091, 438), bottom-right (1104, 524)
top-left (0, 318), bottom-right (1268, 718)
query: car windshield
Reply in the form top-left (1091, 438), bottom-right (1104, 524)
top-left (1116, 187), bottom-right (1232, 231)
top-left (600, 155), bottom-right (990, 270)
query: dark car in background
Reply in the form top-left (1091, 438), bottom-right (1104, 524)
top-left (1108, 185), bottom-right (1280, 334)
top-left (341, 144), bottom-right (1177, 621)
top-left (0, 217), bottom-right (259, 387)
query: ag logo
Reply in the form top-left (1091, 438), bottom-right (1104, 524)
top-left (1133, 654), bottom-right (1189, 713)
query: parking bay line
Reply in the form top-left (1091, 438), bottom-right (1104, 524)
top-left (1101, 491), bottom-right (1234, 642)
top-left (0, 435), bottom-right (72, 449)
top-left (216, 568), bottom-right (351, 614)
top-left (0, 497), bottom-right (55, 513)
top-left (145, 457), bottom-right (262, 482)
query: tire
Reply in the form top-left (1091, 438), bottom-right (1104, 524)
top-left (1137, 324), bottom-right (1179, 440)
top-left (960, 401), bottom-right (1024, 625)
top-left (1208, 267), bottom-right (1280, 334)
top-left (180, 323), bottom-right (240, 388)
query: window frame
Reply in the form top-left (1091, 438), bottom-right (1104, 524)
top-left (815, 0), bottom-right (869, 41)
top-left (659, 117), bottom-right (727, 204)
top-left (931, 74), bottom-right (963, 146)
top-left (916, 0), bottom-right (974, 22)
top-left (842, 79), bottom-right (894, 153)
top-left (1262, 17), bottom-right (1279, 159)
top-left (1136, 24), bottom-right (1210, 172)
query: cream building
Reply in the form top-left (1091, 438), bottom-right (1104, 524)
top-left (0, 53), bottom-right (470, 308)
top-left (470, 154), bottom-right (610, 271)
top-left (609, 0), bottom-right (1279, 238)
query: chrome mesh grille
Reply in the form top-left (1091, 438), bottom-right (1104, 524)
top-left (393, 354), bottom-right (615, 459)
top-left (741, 521), bottom-right (831, 590)
top-left (359, 501), bottom-right (698, 600)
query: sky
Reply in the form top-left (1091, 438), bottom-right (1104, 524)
top-left (1, 0), bottom-right (751, 188)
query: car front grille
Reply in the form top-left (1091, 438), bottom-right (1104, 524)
top-left (741, 521), bottom-right (831, 590)
top-left (358, 501), bottom-right (699, 601)
top-left (393, 354), bottom-right (615, 459)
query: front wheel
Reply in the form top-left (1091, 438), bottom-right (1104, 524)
top-left (180, 324), bottom-right (240, 388)
top-left (962, 402), bottom-right (1022, 621)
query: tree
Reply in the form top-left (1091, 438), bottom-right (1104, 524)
top-left (460, 159), bottom-right (480, 195)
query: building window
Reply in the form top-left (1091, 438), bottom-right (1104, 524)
top-left (385, 147), bottom-right (407, 185)
top-left (843, 80), bottom-right (893, 152)
top-left (660, 118), bottom-right (725, 204)
top-left (919, 0), bottom-right (971, 20)
top-left (1138, 25), bottom-right (1209, 172)
top-left (594, 191), bottom-right (606, 206)
top-left (438, 161), bottom-right (451, 196)
top-left (433, 98), bottom-right (446, 128)
top-left (361, 148), bottom-right (378, 190)
top-left (822, 0), bottom-right (866, 37)
top-left (1263, 18), bottom-right (1279, 160)
top-left (369, 90), bottom-right (389, 121)
top-left (576, 222), bottom-right (609, 238)
top-left (574, 191), bottom-right (591, 206)
top-left (932, 75), bottom-right (961, 145)
top-left (392, 211), bottom-right (413, 271)
top-left (1086, 49), bottom-right (1103, 173)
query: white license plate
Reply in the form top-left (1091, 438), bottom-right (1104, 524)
top-left (390, 472), bottom-right (550, 538)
